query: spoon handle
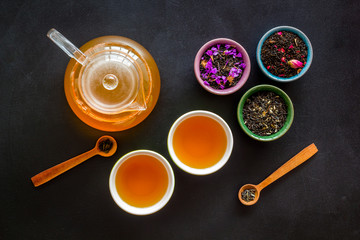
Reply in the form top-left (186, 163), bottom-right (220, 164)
top-left (31, 148), bottom-right (98, 187)
top-left (257, 143), bottom-right (318, 191)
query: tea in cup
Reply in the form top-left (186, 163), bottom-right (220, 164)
top-left (167, 110), bottom-right (233, 175)
top-left (109, 150), bottom-right (175, 215)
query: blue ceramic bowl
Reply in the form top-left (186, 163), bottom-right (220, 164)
top-left (256, 26), bottom-right (313, 82)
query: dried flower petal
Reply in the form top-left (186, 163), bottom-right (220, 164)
top-left (224, 49), bottom-right (236, 55)
top-left (281, 57), bottom-right (286, 63)
top-left (229, 67), bottom-right (242, 78)
top-left (235, 52), bottom-right (242, 58)
top-left (287, 59), bottom-right (304, 69)
top-left (201, 73), bottom-right (208, 79)
top-left (211, 47), bottom-right (219, 56)
top-left (289, 44), bottom-right (294, 49)
top-left (277, 31), bottom-right (282, 35)
top-left (205, 59), bottom-right (213, 69)
top-left (206, 50), bottom-right (213, 56)
top-left (210, 67), bottom-right (218, 74)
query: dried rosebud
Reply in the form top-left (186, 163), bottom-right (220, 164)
top-left (280, 48), bottom-right (285, 53)
top-left (281, 57), bottom-right (286, 63)
top-left (287, 59), bottom-right (304, 69)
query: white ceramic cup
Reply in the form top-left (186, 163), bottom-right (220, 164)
top-left (167, 110), bottom-right (233, 175)
top-left (109, 150), bottom-right (175, 215)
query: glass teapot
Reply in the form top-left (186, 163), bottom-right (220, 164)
top-left (48, 29), bottom-right (160, 131)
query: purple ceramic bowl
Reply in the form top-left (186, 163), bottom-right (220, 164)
top-left (194, 38), bottom-right (251, 95)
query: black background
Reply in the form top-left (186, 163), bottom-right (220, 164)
top-left (1, 0), bottom-right (359, 239)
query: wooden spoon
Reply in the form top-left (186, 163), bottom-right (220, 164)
top-left (238, 143), bottom-right (318, 206)
top-left (31, 136), bottom-right (117, 187)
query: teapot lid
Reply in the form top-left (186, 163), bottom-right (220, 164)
top-left (78, 47), bottom-right (146, 114)
top-left (47, 29), bottom-right (147, 115)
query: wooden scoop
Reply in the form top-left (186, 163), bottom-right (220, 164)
top-left (31, 136), bottom-right (117, 187)
top-left (238, 143), bottom-right (318, 206)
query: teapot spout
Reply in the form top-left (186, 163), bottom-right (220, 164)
top-left (123, 87), bottom-right (147, 112)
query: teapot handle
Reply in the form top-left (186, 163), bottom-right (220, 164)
top-left (47, 28), bottom-right (87, 65)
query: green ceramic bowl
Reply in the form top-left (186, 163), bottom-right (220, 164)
top-left (237, 84), bottom-right (294, 141)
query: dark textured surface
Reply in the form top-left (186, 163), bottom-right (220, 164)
top-left (1, 0), bottom-right (359, 239)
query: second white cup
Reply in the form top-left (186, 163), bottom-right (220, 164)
top-left (167, 110), bottom-right (233, 175)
